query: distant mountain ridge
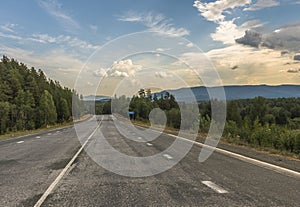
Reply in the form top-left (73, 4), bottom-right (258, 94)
top-left (87, 85), bottom-right (300, 102)
top-left (159, 85), bottom-right (300, 102)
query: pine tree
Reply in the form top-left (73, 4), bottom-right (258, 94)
top-left (38, 90), bottom-right (57, 126)
top-left (0, 102), bottom-right (10, 134)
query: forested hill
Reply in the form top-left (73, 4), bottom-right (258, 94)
top-left (0, 56), bottom-right (82, 135)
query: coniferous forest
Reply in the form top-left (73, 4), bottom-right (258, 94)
top-left (1, 56), bottom-right (300, 156)
top-left (96, 89), bottom-right (300, 156)
top-left (0, 56), bottom-right (83, 135)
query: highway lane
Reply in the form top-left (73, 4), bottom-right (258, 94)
top-left (40, 115), bottom-right (300, 207)
top-left (0, 117), bottom-right (97, 207)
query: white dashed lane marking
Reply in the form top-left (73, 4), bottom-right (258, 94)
top-left (202, 181), bottom-right (228, 194)
top-left (146, 143), bottom-right (153, 146)
top-left (17, 141), bottom-right (24, 144)
top-left (163, 154), bottom-right (173, 160)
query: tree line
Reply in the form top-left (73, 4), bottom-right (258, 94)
top-left (222, 97), bottom-right (300, 155)
top-left (95, 89), bottom-right (300, 156)
top-left (0, 56), bottom-right (83, 135)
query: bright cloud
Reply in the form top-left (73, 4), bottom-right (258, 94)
top-left (107, 59), bottom-right (142, 77)
top-left (193, 0), bottom-right (255, 45)
top-left (193, 0), bottom-right (251, 22)
top-left (211, 19), bottom-right (265, 44)
top-left (211, 19), bottom-right (245, 44)
top-left (118, 12), bottom-right (190, 37)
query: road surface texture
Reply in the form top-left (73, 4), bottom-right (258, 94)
top-left (0, 115), bottom-right (299, 206)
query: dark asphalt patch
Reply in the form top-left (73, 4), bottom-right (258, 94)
top-left (0, 159), bottom-right (18, 166)
top-left (47, 158), bottom-right (71, 170)
top-left (17, 194), bottom-right (42, 207)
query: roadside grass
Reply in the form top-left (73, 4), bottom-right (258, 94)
top-left (0, 114), bottom-right (92, 141)
top-left (0, 122), bottom-right (74, 140)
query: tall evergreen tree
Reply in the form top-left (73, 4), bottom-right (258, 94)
top-left (38, 90), bottom-right (57, 126)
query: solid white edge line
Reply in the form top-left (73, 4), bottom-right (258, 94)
top-left (33, 122), bottom-right (100, 207)
top-left (202, 181), bottom-right (228, 194)
top-left (167, 134), bottom-right (300, 179)
top-left (132, 125), bottom-right (300, 178)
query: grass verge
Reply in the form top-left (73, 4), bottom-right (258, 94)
top-left (0, 114), bottom-right (92, 141)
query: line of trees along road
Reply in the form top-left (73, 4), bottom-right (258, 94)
top-left (95, 89), bottom-right (300, 156)
top-left (0, 56), bottom-right (83, 135)
top-left (222, 97), bottom-right (300, 155)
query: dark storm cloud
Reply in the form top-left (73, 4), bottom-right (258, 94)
top-left (236, 22), bottom-right (300, 52)
top-left (294, 55), bottom-right (300, 61)
top-left (287, 69), bottom-right (300, 73)
top-left (235, 30), bottom-right (262, 48)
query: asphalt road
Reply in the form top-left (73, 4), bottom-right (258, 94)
top-left (1, 115), bottom-right (300, 207)
top-left (0, 118), bottom-right (95, 207)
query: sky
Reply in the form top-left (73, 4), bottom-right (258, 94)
top-left (0, 0), bottom-right (300, 95)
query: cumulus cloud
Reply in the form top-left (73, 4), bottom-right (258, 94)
top-left (193, 0), bottom-right (251, 22)
top-left (118, 12), bottom-right (189, 37)
top-left (193, 0), bottom-right (264, 45)
top-left (110, 70), bottom-right (129, 77)
top-left (107, 59), bottom-right (142, 77)
top-left (244, 0), bottom-right (280, 11)
top-left (211, 19), bottom-right (245, 44)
